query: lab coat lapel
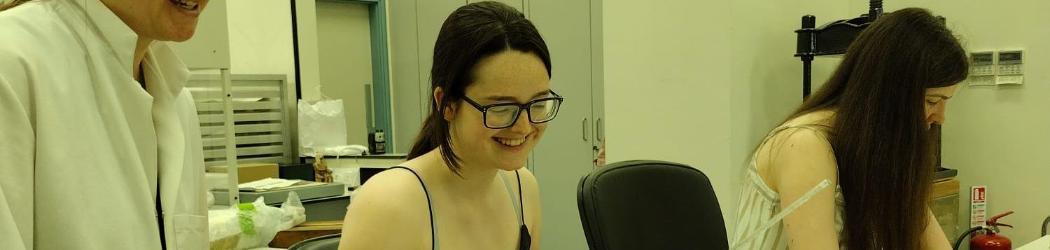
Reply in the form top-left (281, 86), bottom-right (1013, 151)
top-left (144, 43), bottom-right (188, 214)
top-left (68, 0), bottom-right (137, 75)
top-left (143, 44), bottom-right (190, 250)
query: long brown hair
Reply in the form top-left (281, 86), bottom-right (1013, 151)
top-left (787, 8), bottom-right (968, 249)
top-left (0, 0), bottom-right (31, 11)
top-left (407, 1), bottom-right (551, 174)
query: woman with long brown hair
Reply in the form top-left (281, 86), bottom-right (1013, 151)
top-left (731, 8), bottom-right (968, 250)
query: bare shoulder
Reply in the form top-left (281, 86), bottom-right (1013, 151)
top-left (515, 167), bottom-right (539, 194)
top-left (511, 168), bottom-right (540, 208)
top-left (354, 167), bottom-right (430, 205)
top-left (340, 167), bottom-right (431, 249)
top-left (769, 126), bottom-right (834, 157)
top-left (349, 167), bottom-right (430, 218)
top-left (762, 126), bottom-right (838, 193)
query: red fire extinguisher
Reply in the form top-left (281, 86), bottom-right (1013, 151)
top-left (954, 211), bottom-right (1013, 250)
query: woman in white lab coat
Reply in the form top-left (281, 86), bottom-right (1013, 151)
top-left (0, 0), bottom-right (209, 249)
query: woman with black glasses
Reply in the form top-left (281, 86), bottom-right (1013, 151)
top-left (338, 2), bottom-right (558, 250)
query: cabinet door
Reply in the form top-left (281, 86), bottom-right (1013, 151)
top-left (415, 0), bottom-right (465, 115)
top-left (390, 0), bottom-right (422, 153)
top-left (589, 0), bottom-right (604, 153)
top-left (527, 0), bottom-right (595, 249)
top-left (390, 0), bottom-right (465, 153)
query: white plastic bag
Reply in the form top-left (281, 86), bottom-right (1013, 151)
top-left (235, 192), bottom-right (307, 249)
top-left (332, 167), bottom-right (361, 189)
top-left (298, 99), bottom-right (348, 155)
top-left (208, 192), bottom-right (307, 250)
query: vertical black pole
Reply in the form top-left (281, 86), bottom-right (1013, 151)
top-left (802, 55), bottom-right (813, 99)
top-left (291, 0), bottom-right (302, 100)
top-left (869, 0), bottom-right (883, 22)
top-left (800, 15), bottom-right (816, 100)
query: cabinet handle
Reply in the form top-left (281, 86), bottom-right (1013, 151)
top-left (596, 117), bottom-right (603, 142)
top-left (582, 118), bottom-right (589, 142)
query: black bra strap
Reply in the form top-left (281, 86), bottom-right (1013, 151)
top-left (515, 170), bottom-right (531, 250)
top-left (389, 166), bottom-right (436, 250)
top-left (515, 170), bottom-right (525, 223)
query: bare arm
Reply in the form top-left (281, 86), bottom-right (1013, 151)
top-left (769, 129), bottom-right (841, 249)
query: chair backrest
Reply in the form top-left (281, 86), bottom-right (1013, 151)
top-left (1043, 215), bottom-right (1050, 236)
top-left (288, 233), bottom-right (342, 250)
top-left (577, 160), bottom-right (728, 250)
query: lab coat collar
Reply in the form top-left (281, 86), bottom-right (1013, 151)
top-left (67, 0), bottom-right (187, 96)
top-left (67, 0), bottom-right (137, 78)
top-left (144, 42), bottom-right (190, 96)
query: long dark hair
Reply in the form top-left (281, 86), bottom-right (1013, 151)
top-left (407, 1), bottom-right (551, 174)
top-left (788, 8), bottom-right (968, 249)
top-left (0, 0), bottom-right (31, 11)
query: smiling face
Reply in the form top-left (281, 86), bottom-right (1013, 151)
top-left (101, 0), bottom-right (209, 42)
top-left (443, 49), bottom-right (553, 171)
top-left (923, 84), bottom-right (961, 129)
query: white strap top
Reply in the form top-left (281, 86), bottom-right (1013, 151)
top-left (730, 125), bottom-right (845, 249)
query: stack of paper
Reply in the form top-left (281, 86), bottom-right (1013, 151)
top-left (238, 178), bottom-right (324, 192)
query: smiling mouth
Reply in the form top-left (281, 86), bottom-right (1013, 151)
top-left (494, 137), bottom-right (526, 147)
top-left (169, 0), bottom-right (200, 11)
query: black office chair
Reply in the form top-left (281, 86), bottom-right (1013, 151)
top-left (287, 233), bottom-right (341, 250)
top-left (1043, 215), bottom-right (1050, 237)
top-left (577, 160), bottom-right (728, 250)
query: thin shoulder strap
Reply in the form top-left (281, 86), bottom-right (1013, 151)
top-left (388, 166), bottom-right (438, 250)
top-left (516, 170), bottom-right (525, 223)
top-left (499, 171), bottom-right (526, 226)
top-left (732, 179), bottom-right (832, 248)
top-left (506, 170), bottom-right (532, 250)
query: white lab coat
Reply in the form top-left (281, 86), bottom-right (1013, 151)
top-left (0, 0), bottom-right (208, 249)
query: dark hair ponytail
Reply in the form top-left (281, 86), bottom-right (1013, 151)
top-left (407, 1), bottom-right (551, 174)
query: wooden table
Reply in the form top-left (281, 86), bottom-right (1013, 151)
top-left (269, 220), bottom-right (343, 248)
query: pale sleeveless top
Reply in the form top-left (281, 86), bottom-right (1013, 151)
top-left (730, 125), bottom-right (846, 249)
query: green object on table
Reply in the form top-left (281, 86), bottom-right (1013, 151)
top-left (238, 203), bottom-right (257, 236)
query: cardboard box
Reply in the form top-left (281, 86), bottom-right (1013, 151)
top-left (206, 163), bottom-right (279, 184)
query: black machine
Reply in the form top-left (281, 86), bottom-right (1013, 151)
top-left (794, 0), bottom-right (883, 99)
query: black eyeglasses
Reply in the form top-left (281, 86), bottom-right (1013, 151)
top-left (461, 91), bottom-right (564, 129)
